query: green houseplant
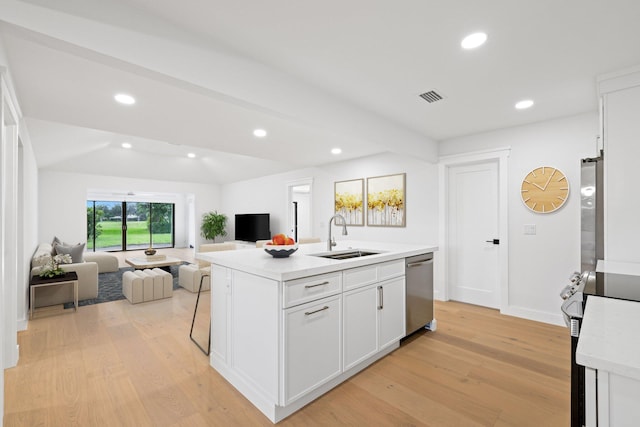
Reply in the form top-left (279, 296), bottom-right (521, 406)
top-left (201, 211), bottom-right (228, 242)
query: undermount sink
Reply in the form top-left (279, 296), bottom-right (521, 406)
top-left (309, 249), bottom-right (381, 260)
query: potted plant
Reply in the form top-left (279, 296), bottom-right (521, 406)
top-left (201, 211), bottom-right (228, 242)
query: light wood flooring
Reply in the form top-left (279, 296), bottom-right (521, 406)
top-left (6, 251), bottom-right (570, 426)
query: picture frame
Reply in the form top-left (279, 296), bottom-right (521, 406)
top-left (334, 178), bottom-right (364, 226)
top-left (367, 173), bottom-right (406, 227)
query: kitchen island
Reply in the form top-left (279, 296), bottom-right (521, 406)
top-left (197, 240), bottom-right (437, 423)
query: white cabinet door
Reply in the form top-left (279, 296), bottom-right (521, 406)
top-left (284, 295), bottom-right (342, 405)
top-left (601, 78), bottom-right (640, 261)
top-left (378, 277), bottom-right (406, 349)
top-left (343, 284), bottom-right (378, 370)
top-left (343, 276), bottom-right (406, 370)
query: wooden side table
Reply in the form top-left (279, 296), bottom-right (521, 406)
top-left (29, 271), bottom-right (78, 319)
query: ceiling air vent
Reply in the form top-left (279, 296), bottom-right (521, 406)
top-left (419, 90), bottom-right (444, 103)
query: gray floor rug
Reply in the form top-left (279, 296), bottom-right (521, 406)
top-left (64, 263), bottom-right (184, 308)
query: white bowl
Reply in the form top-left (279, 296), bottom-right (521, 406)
top-left (264, 244), bottom-right (298, 258)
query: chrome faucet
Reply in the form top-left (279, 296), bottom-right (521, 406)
top-left (327, 214), bottom-right (348, 251)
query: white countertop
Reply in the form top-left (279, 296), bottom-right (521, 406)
top-left (196, 240), bottom-right (438, 281)
top-left (597, 259), bottom-right (640, 276)
top-left (576, 295), bottom-right (640, 380)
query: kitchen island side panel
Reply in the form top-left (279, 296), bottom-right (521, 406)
top-left (231, 269), bottom-right (280, 403)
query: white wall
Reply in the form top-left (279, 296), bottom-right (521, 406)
top-left (439, 112), bottom-right (598, 324)
top-left (18, 127), bottom-right (39, 331)
top-left (37, 170), bottom-right (221, 249)
top-left (221, 152), bottom-right (439, 246)
top-left (0, 33), bottom-right (41, 427)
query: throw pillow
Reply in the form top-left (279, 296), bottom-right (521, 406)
top-left (51, 236), bottom-right (74, 255)
top-left (51, 236), bottom-right (62, 255)
top-left (55, 243), bottom-right (86, 264)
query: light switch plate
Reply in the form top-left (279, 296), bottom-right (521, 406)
top-left (524, 224), bottom-right (536, 235)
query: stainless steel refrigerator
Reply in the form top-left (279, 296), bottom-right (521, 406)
top-left (581, 152), bottom-right (604, 272)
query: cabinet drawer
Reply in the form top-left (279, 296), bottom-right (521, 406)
top-left (284, 272), bottom-right (342, 308)
top-left (343, 265), bottom-right (377, 291)
top-left (343, 260), bottom-right (405, 291)
top-left (378, 260), bottom-right (405, 281)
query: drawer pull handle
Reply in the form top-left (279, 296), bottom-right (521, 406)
top-left (305, 306), bottom-right (329, 316)
top-left (305, 281), bottom-right (330, 289)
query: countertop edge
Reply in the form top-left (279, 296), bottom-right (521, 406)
top-left (576, 295), bottom-right (640, 381)
top-left (196, 241), bottom-right (438, 281)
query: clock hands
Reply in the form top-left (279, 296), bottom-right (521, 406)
top-left (528, 169), bottom-right (556, 191)
top-left (542, 169), bottom-right (556, 190)
top-left (531, 182), bottom-right (545, 191)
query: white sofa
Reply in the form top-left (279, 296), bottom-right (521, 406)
top-left (84, 251), bottom-right (119, 273)
top-left (30, 243), bottom-right (99, 308)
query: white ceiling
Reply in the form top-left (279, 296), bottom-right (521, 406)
top-left (2, 0), bottom-right (640, 184)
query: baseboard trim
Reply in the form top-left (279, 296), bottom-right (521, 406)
top-left (502, 305), bottom-right (565, 327)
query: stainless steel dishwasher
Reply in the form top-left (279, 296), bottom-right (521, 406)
top-left (405, 253), bottom-right (435, 336)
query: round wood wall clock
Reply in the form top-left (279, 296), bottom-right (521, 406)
top-left (521, 166), bottom-right (569, 213)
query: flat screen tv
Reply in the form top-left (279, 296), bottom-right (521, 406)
top-left (235, 213), bottom-right (271, 242)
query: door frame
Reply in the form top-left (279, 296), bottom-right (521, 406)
top-left (286, 177), bottom-right (314, 240)
top-left (438, 147), bottom-right (510, 312)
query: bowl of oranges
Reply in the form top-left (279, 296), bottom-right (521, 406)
top-left (264, 234), bottom-right (298, 258)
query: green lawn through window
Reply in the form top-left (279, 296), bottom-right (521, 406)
top-left (94, 220), bottom-right (171, 249)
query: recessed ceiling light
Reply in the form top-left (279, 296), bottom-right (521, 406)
top-left (331, 148), bottom-right (342, 155)
top-left (461, 32), bottom-right (487, 49)
top-left (253, 129), bottom-right (267, 138)
top-left (121, 142), bottom-right (132, 149)
top-left (515, 99), bottom-right (534, 110)
top-left (187, 153), bottom-right (196, 158)
top-left (114, 93), bottom-right (136, 105)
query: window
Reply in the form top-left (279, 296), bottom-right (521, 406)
top-left (87, 200), bottom-right (175, 251)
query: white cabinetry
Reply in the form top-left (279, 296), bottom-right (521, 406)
top-left (378, 277), bottom-right (406, 349)
top-left (283, 295), bottom-right (342, 404)
top-left (283, 271), bottom-right (341, 308)
top-left (577, 296), bottom-right (640, 427)
top-left (343, 261), bottom-right (405, 370)
top-left (343, 284), bottom-right (378, 369)
top-left (584, 367), bottom-right (640, 427)
top-left (209, 256), bottom-right (413, 423)
top-left (598, 68), bottom-right (640, 262)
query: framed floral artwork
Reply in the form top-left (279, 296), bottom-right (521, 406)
top-left (367, 173), bottom-right (406, 227)
top-left (334, 179), bottom-right (364, 226)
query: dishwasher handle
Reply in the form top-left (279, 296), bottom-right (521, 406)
top-left (407, 259), bottom-right (433, 268)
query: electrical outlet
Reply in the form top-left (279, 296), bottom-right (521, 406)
top-left (524, 224), bottom-right (536, 235)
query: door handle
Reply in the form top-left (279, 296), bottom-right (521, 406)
top-left (485, 239), bottom-right (500, 245)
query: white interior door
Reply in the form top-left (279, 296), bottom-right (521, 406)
top-left (287, 179), bottom-right (313, 240)
top-left (448, 161), bottom-right (500, 308)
